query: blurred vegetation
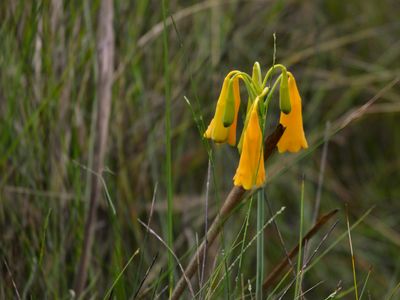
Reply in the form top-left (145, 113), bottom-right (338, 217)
top-left (1, 0), bottom-right (399, 299)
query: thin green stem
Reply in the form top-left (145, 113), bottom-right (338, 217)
top-left (359, 267), bottom-right (372, 300)
top-left (233, 197), bottom-right (254, 295)
top-left (103, 249), bottom-right (140, 300)
top-left (262, 63), bottom-right (286, 87)
top-left (294, 177), bottom-right (305, 298)
top-left (347, 206), bottom-right (359, 300)
top-left (305, 207), bottom-right (374, 273)
top-left (161, 0), bottom-right (174, 295)
top-left (264, 74), bottom-right (282, 108)
top-left (231, 72), bottom-right (259, 99)
top-left (256, 190), bottom-right (265, 299)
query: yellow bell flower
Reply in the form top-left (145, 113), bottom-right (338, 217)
top-left (204, 73), bottom-right (241, 146)
top-left (233, 99), bottom-right (265, 190)
top-left (227, 78), bottom-right (241, 145)
top-left (277, 73), bottom-right (308, 153)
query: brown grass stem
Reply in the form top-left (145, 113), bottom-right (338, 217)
top-left (74, 0), bottom-right (115, 296)
top-left (263, 209), bottom-right (338, 290)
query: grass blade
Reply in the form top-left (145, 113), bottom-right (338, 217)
top-left (103, 249), bottom-right (140, 300)
top-left (294, 176), bottom-right (305, 298)
top-left (161, 0), bottom-right (174, 295)
top-left (346, 205), bottom-right (359, 300)
top-left (256, 190), bottom-right (265, 299)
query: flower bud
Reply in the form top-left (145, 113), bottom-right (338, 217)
top-left (252, 61), bottom-right (262, 89)
top-left (279, 69), bottom-right (291, 114)
top-left (223, 79), bottom-right (235, 127)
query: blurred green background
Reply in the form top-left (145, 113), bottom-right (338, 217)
top-left (1, 0), bottom-right (399, 298)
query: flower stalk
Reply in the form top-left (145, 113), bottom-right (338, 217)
top-left (171, 61), bottom-right (309, 299)
top-left (171, 125), bottom-right (286, 300)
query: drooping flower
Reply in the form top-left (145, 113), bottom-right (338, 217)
top-left (227, 78), bottom-right (241, 145)
top-left (277, 73), bottom-right (308, 153)
top-left (204, 74), bottom-right (241, 146)
top-left (204, 63), bottom-right (308, 189)
top-left (233, 98), bottom-right (265, 190)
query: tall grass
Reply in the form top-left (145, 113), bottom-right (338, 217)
top-left (1, 0), bottom-right (400, 299)
top-left (161, 0), bottom-right (175, 296)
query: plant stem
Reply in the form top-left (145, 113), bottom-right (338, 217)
top-left (171, 125), bottom-right (285, 299)
top-left (262, 64), bottom-right (286, 87)
top-left (74, 0), bottom-right (114, 296)
top-left (161, 0), bottom-right (174, 295)
top-left (264, 75), bottom-right (282, 108)
top-left (294, 177), bottom-right (305, 298)
top-left (256, 190), bottom-right (265, 299)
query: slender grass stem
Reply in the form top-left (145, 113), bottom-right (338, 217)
top-left (103, 249), bottom-right (140, 300)
top-left (206, 207), bottom-right (286, 299)
top-left (161, 0), bottom-right (174, 295)
top-left (237, 197), bottom-right (254, 282)
top-left (359, 267), bottom-right (372, 300)
top-left (74, 0), bottom-right (114, 295)
top-left (387, 280), bottom-right (400, 300)
top-left (294, 176), bottom-right (305, 298)
top-left (305, 207), bottom-right (374, 272)
top-left (200, 159), bottom-right (211, 292)
top-left (346, 205), bottom-right (359, 300)
top-left (263, 209), bottom-right (339, 291)
top-left (256, 190), bottom-right (265, 299)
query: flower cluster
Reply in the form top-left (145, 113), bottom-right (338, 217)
top-left (204, 62), bottom-right (308, 190)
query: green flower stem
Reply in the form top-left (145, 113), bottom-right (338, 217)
top-left (262, 63), bottom-right (286, 88)
top-left (256, 190), bottom-right (265, 299)
top-left (263, 74), bottom-right (282, 109)
top-left (231, 72), bottom-right (259, 100)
